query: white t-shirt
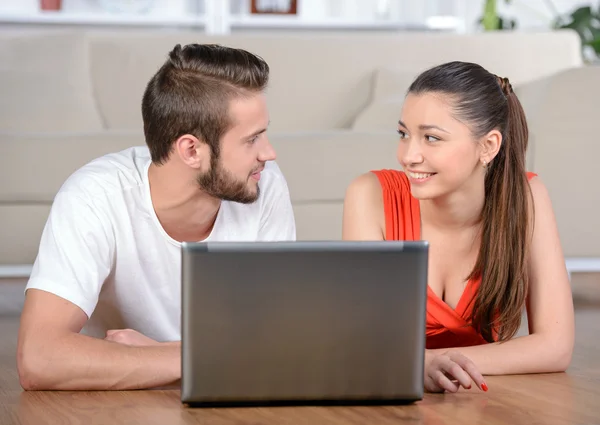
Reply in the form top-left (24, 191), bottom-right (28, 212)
top-left (26, 146), bottom-right (296, 342)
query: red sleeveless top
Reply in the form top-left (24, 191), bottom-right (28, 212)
top-left (370, 169), bottom-right (537, 349)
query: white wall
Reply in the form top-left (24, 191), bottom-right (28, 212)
top-left (0, 0), bottom-right (597, 31)
top-left (0, 0), bottom-right (198, 16)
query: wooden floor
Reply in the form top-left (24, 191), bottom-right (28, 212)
top-left (1, 275), bottom-right (599, 424)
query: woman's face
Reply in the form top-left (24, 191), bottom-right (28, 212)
top-left (396, 92), bottom-right (490, 201)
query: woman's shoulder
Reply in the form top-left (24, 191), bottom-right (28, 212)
top-left (525, 172), bottom-right (550, 207)
top-left (369, 169), bottom-right (411, 193)
top-left (342, 172), bottom-right (387, 240)
top-left (344, 171), bottom-right (384, 206)
top-left (345, 169), bottom-right (410, 201)
top-left (525, 172), bottom-right (545, 202)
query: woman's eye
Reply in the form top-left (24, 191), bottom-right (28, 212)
top-left (426, 135), bottom-right (440, 143)
top-left (397, 129), bottom-right (408, 139)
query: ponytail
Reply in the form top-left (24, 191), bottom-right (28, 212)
top-left (468, 77), bottom-right (533, 342)
top-left (407, 62), bottom-right (535, 342)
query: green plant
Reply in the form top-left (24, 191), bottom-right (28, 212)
top-left (480, 0), bottom-right (516, 31)
top-left (478, 0), bottom-right (600, 62)
top-left (552, 4), bottom-right (600, 61)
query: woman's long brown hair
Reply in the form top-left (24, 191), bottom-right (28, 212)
top-left (408, 62), bottom-right (533, 342)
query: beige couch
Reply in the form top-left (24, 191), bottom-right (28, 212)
top-left (1, 28), bottom-right (598, 276)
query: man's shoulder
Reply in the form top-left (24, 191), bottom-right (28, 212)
top-left (58, 146), bottom-right (151, 201)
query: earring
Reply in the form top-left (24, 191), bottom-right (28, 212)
top-left (482, 160), bottom-right (487, 168)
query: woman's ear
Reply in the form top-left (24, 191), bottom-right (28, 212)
top-left (479, 129), bottom-right (502, 166)
top-left (174, 134), bottom-right (210, 170)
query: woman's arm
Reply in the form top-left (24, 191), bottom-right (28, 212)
top-left (342, 172), bottom-right (386, 241)
top-left (429, 176), bottom-right (575, 378)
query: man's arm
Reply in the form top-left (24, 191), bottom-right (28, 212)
top-left (18, 289), bottom-right (180, 390)
top-left (18, 187), bottom-right (180, 391)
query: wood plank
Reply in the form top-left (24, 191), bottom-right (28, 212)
top-left (1, 307), bottom-right (600, 424)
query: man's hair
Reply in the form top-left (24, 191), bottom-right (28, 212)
top-left (141, 43), bottom-right (270, 164)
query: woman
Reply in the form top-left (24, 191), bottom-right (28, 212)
top-left (342, 61), bottom-right (574, 393)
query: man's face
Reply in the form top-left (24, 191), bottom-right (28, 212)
top-left (197, 92), bottom-right (275, 204)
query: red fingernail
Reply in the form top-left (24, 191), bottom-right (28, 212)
top-left (481, 383), bottom-right (488, 392)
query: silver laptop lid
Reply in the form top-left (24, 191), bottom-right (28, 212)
top-left (181, 241), bottom-right (428, 406)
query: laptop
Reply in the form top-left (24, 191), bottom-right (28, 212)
top-left (180, 240), bottom-right (429, 407)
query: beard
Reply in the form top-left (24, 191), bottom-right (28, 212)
top-left (196, 153), bottom-right (260, 204)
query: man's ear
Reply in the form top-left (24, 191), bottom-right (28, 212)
top-left (173, 134), bottom-right (209, 170)
top-left (479, 129), bottom-right (502, 166)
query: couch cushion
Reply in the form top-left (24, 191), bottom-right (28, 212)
top-left (525, 66), bottom-right (600, 257)
top-left (86, 29), bottom-right (583, 133)
top-left (270, 130), bottom-right (400, 203)
top-left (0, 31), bottom-right (104, 132)
top-left (352, 97), bottom-right (404, 132)
top-left (293, 203), bottom-right (344, 241)
top-left (513, 75), bottom-right (554, 132)
top-left (0, 131), bottom-right (145, 202)
top-left (87, 32), bottom-right (374, 132)
top-left (371, 67), bottom-right (423, 100)
top-left (351, 67), bottom-right (421, 131)
top-left (0, 205), bottom-right (51, 265)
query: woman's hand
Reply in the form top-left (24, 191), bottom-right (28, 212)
top-left (424, 350), bottom-right (488, 393)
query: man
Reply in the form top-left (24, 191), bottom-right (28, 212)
top-left (17, 43), bottom-right (296, 391)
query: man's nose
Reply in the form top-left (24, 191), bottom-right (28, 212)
top-left (259, 137), bottom-right (277, 162)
